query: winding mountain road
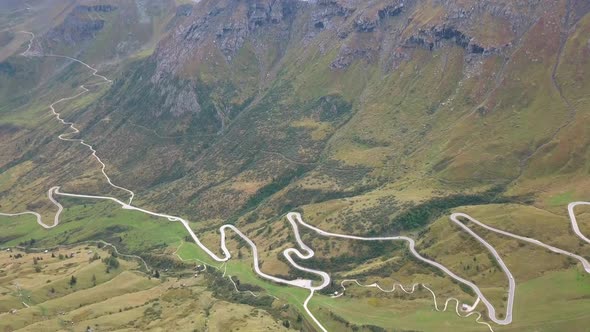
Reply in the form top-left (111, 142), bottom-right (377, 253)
top-left (568, 202), bottom-right (590, 244)
top-left (337, 280), bottom-right (493, 332)
top-left (19, 31), bottom-right (134, 205)
top-left (0, 187), bottom-right (62, 228)
top-left (2, 31), bottom-right (590, 332)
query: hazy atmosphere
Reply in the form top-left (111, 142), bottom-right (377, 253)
top-left (1, 1), bottom-right (590, 331)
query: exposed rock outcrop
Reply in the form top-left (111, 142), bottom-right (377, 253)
top-left (404, 25), bottom-right (492, 55)
top-left (161, 83), bottom-right (202, 117)
top-left (146, 0), bottom-right (562, 115)
top-left (330, 45), bottom-right (378, 69)
top-left (45, 6), bottom-right (109, 45)
top-left (311, 0), bottom-right (356, 30)
top-left (175, 4), bottom-right (193, 17)
top-left (76, 5), bottom-right (116, 12)
top-left (152, 0), bottom-right (299, 81)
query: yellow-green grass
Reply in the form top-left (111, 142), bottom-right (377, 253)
top-left (176, 240), bottom-right (310, 313)
top-left (0, 199), bottom-right (187, 253)
top-left (307, 267), bottom-right (590, 332)
top-left (548, 191), bottom-right (575, 207)
top-left (0, 245), bottom-right (149, 329)
top-left (304, 200), bottom-right (590, 332)
top-left (0, 161), bottom-right (34, 192)
top-left (4, 195), bottom-right (590, 332)
top-left (311, 292), bottom-right (490, 332)
top-left (497, 268), bottom-right (590, 331)
top-left (207, 300), bottom-right (292, 332)
top-left (179, 239), bottom-right (498, 331)
top-left (455, 204), bottom-right (590, 256)
top-left (416, 203), bottom-right (590, 310)
top-left (0, 245), bottom-right (289, 331)
top-left (0, 57), bottom-right (108, 128)
top-left (300, 202), bottom-right (590, 331)
top-left (176, 223), bottom-right (491, 332)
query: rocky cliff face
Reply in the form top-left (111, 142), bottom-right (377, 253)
top-left (100, 0), bottom-right (586, 142)
top-left (149, 0), bottom-right (569, 79)
top-left (151, 0), bottom-right (299, 82)
top-left (139, 2), bottom-right (544, 125)
top-left (37, 1), bottom-right (176, 60)
top-left (45, 5), bottom-right (116, 45)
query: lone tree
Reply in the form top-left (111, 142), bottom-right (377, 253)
top-left (153, 270), bottom-right (160, 278)
top-left (89, 252), bottom-right (100, 262)
top-left (69, 275), bottom-right (77, 287)
top-left (103, 253), bottom-right (119, 269)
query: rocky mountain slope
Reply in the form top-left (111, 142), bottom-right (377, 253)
top-left (1, 0), bottom-right (589, 233)
top-left (2, 0), bottom-right (590, 231)
top-left (2, 1), bottom-right (590, 330)
top-left (66, 0), bottom-right (590, 221)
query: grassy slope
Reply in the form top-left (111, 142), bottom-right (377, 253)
top-left (0, 245), bottom-right (292, 332)
top-left (1, 1), bottom-right (590, 331)
top-left (0, 199), bottom-right (186, 252)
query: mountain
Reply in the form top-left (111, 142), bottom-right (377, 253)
top-left (64, 0), bottom-right (590, 225)
top-left (2, 0), bottom-right (590, 331)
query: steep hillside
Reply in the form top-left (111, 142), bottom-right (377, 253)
top-left (0, 244), bottom-right (295, 331)
top-left (60, 0), bottom-right (590, 222)
top-left (2, 0), bottom-right (590, 331)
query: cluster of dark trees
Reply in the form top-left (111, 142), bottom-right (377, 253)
top-left (376, 186), bottom-right (527, 234)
